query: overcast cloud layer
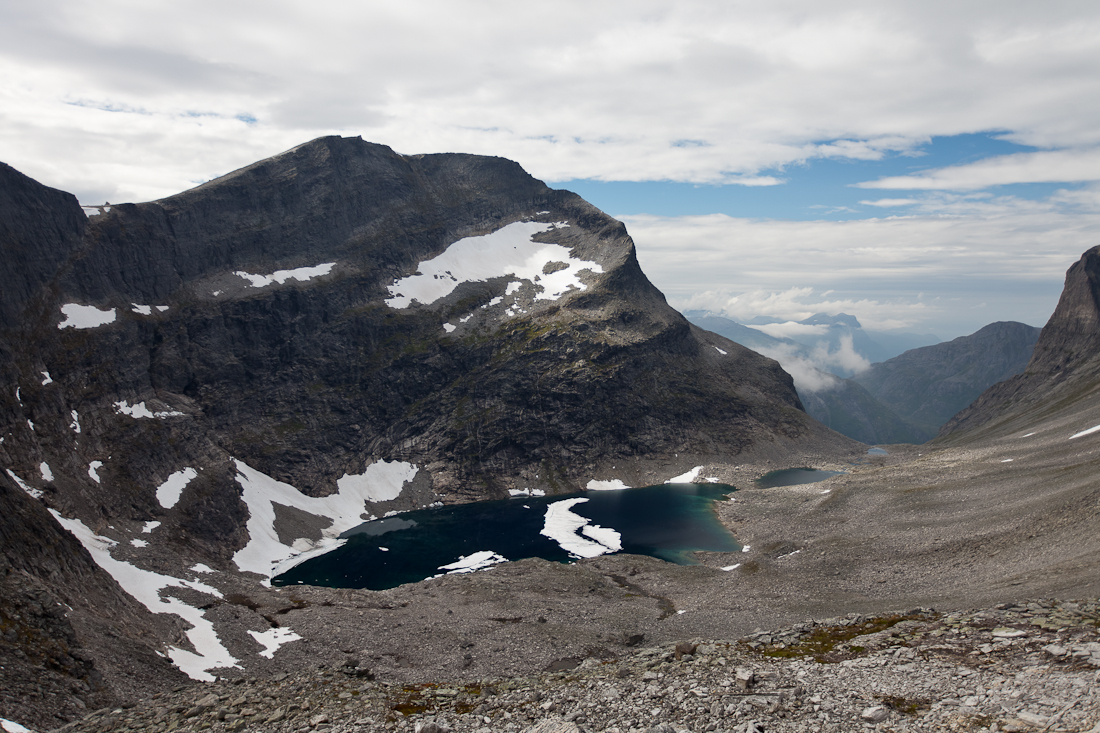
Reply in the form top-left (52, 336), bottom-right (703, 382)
top-left (2, 0), bottom-right (1099, 338)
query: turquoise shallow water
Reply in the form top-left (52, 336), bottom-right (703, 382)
top-left (272, 483), bottom-right (739, 590)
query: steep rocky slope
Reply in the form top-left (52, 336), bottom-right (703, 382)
top-left (0, 137), bottom-right (860, 714)
top-left (941, 247), bottom-right (1100, 441)
top-left (796, 378), bottom-right (926, 445)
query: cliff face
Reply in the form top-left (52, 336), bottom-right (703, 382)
top-left (1, 135), bottom-right (848, 559)
top-left (940, 247), bottom-right (1100, 440)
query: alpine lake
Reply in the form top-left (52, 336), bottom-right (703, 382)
top-left (274, 469), bottom-right (843, 591)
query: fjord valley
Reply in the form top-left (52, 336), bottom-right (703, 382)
top-left (2, 137), bottom-right (1100, 733)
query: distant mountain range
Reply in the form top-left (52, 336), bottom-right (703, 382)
top-left (684, 312), bottom-right (1041, 445)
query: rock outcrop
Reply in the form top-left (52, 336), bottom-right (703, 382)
top-left (940, 247), bottom-right (1100, 440)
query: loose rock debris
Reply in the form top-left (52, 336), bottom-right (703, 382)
top-left (46, 598), bottom-right (1100, 733)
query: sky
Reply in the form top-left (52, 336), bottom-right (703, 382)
top-left (2, 0), bottom-right (1100, 340)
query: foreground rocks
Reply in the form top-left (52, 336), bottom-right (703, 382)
top-left (51, 598), bottom-right (1100, 733)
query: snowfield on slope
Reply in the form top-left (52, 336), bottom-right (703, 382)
top-left (385, 221), bottom-right (601, 309)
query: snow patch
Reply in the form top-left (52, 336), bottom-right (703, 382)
top-left (443, 323), bottom-right (456, 333)
top-left (586, 479), bottom-right (630, 491)
top-left (40, 462), bottom-right (53, 482)
top-left (438, 550), bottom-right (508, 574)
top-left (336, 461), bottom-right (419, 503)
top-left (713, 346), bottom-right (727, 355)
top-left (132, 304), bottom-right (152, 315)
top-left (235, 263), bottom-right (334, 288)
top-left (666, 466), bottom-right (703, 484)
top-left (142, 521), bottom-right (160, 533)
top-left (248, 627), bottom-right (302, 659)
top-left (114, 400), bottom-right (184, 419)
top-left (385, 221), bottom-right (600, 309)
top-left (191, 564), bottom-right (215, 574)
top-left (88, 461), bottom-right (102, 483)
top-left (509, 488), bottom-right (546, 497)
top-left (40, 371), bottom-right (52, 385)
top-left (1001, 458), bottom-right (1014, 463)
top-left (131, 539), bottom-right (148, 548)
top-left (70, 410), bottom-right (81, 433)
top-left (721, 564), bottom-right (742, 572)
top-left (58, 304), bottom-right (116, 329)
top-left (1069, 424), bottom-right (1100, 440)
top-left (5, 469), bottom-right (41, 499)
top-left (742, 545), bottom-right (752, 553)
top-left (233, 459), bottom-right (418, 579)
top-left (1, 719), bottom-right (35, 733)
top-left (50, 512), bottom-right (236, 681)
top-left (540, 498), bottom-right (622, 559)
top-left (157, 468), bottom-right (197, 509)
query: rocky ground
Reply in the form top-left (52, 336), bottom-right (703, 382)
top-left (49, 598), bottom-right (1100, 733)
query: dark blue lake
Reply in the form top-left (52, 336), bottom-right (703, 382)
top-left (272, 483), bottom-right (739, 590)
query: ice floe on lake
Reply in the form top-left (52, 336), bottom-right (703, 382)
top-left (114, 400), bottom-right (184, 419)
top-left (248, 627), bottom-right (302, 659)
top-left (234, 263), bottom-right (334, 288)
top-left (51, 512), bottom-right (237, 681)
top-left (233, 459), bottom-right (418, 579)
top-left (385, 221), bottom-right (600, 309)
top-left (156, 467), bottom-right (197, 508)
top-left (58, 304), bottom-right (116, 329)
top-left (540, 498), bottom-right (622, 559)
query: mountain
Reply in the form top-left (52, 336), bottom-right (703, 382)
top-left (797, 377), bottom-right (928, 445)
top-left (940, 247), bottom-right (1100, 441)
top-left (0, 137), bottom-right (861, 707)
top-left (855, 321), bottom-right (1042, 440)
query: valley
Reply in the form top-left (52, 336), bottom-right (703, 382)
top-left (2, 137), bottom-right (1099, 733)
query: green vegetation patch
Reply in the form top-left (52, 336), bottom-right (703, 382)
top-left (743, 612), bottom-right (936, 663)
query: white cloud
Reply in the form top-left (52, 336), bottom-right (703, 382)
top-left (859, 198), bottom-right (920, 207)
top-left (856, 148), bottom-right (1100, 191)
top-left (3, 1), bottom-right (1100, 202)
top-left (747, 322), bottom-right (829, 340)
top-left (625, 191), bottom-right (1100, 338)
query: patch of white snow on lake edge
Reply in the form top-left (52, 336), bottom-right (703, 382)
top-left (437, 551), bottom-right (508, 574)
top-left (586, 478), bottom-right (630, 491)
top-left (665, 466), bottom-right (703, 484)
top-left (232, 459), bottom-right (418, 579)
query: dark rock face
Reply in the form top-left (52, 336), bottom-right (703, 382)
top-left (854, 321), bottom-right (1041, 440)
top-left (1, 135), bottom-right (848, 552)
top-left (940, 247), bottom-right (1100, 439)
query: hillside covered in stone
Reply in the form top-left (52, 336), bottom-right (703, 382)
top-left (0, 137), bottom-right (862, 721)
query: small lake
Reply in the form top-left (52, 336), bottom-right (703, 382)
top-left (272, 483), bottom-right (740, 590)
top-left (754, 467), bottom-right (843, 488)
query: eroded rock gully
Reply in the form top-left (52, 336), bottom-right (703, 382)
top-left (54, 598), bottom-right (1100, 733)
